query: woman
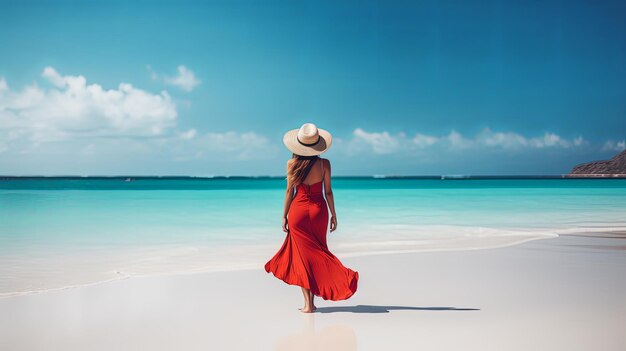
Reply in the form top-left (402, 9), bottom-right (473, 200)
top-left (264, 123), bottom-right (359, 313)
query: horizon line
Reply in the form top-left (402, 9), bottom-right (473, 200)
top-left (1, 174), bottom-right (625, 180)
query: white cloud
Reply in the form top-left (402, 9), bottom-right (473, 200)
top-left (0, 67), bottom-right (277, 167)
top-left (346, 127), bottom-right (587, 155)
top-left (0, 67), bottom-right (178, 149)
top-left (476, 128), bottom-right (528, 148)
top-left (174, 130), bottom-right (276, 161)
top-left (164, 65), bottom-right (201, 92)
top-left (352, 128), bottom-right (402, 154)
top-left (146, 64), bottom-right (159, 81)
top-left (41, 66), bottom-right (66, 87)
top-left (446, 130), bottom-right (472, 149)
top-left (528, 132), bottom-right (572, 148)
top-left (179, 128), bottom-right (197, 140)
top-left (147, 65), bottom-right (201, 92)
top-left (573, 136), bottom-right (585, 147)
top-left (602, 140), bottom-right (626, 152)
top-left (0, 77), bottom-right (8, 94)
top-left (476, 129), bottom-right (588, 149)
top-left (412, 133), bottom-right (438, 148)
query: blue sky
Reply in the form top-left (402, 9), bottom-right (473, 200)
top-left (0, 0), bottom-right (624, 176)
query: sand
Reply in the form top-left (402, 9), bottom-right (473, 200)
top-left (1, 233), bottom-right (625, 351)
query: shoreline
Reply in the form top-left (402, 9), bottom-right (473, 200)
top-left (0, 231), bottom-right (557, 300)
top-left (564, 174), bottom-right (626, 178)
top-left (2, 228), bottom-right (623, 300)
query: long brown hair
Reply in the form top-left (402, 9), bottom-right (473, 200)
top-left (286, 154), bottom-right (320, 189)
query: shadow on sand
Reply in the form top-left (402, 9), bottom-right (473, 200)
top-left (314, 304), bottom-right (480, 314)
top-left (274, 305), bottom-right (479, 350)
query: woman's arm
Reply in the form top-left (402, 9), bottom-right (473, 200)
top-left (322, 159), bottom-right (338, 232)
top-left (283, 184), bottom-right (295, 219)
top-left (282, 161), bottom-right (295, 232)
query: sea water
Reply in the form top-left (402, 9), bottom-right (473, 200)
top-left (1, 177), bottom-right (625, 297)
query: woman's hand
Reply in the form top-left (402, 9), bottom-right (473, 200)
top-left (330, 215), bottom-right (337, 232)
top-left (282, 217), bottom-right (289, 233)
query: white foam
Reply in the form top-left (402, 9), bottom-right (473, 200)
top-left (2, 224), bottom-right (623, 299)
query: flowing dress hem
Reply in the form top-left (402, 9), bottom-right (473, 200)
top-left (264, 263), bottom-right (359, 301)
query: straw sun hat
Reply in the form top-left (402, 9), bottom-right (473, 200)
top-left (283, 123), bottom-right (333, 156)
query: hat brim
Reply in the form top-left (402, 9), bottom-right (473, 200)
top-left (283, 128), bottom-right (332, 156)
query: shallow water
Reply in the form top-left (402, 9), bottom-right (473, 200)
top-left (1, 177), bottom-right (625, 297)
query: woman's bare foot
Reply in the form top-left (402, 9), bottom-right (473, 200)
top-left (298, 305), bottom-right (317, 312)
top-left (300, 307), bottom-right (315, 313)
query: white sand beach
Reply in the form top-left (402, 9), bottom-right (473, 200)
top-left (1, 232), bottom-right (625, 351)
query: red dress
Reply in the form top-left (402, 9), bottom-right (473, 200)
top-left (264, 178), bottom-right (359, 301)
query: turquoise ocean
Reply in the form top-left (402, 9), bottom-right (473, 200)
top-left (1, 177), bottom-right (625, 297)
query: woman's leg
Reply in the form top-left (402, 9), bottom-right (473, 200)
top-left (300, 287), bottom-right (316, 313)
top-left (300, 287), bottom-right (311, 309)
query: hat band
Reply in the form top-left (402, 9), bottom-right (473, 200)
top-left (297, 134), bottom-right (321, 147)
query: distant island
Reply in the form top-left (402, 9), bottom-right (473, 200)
top-left (568, 150), bottom-right (626, 177)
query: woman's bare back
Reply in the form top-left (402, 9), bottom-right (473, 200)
top-left (301, 158), bottom-right (325, 186)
